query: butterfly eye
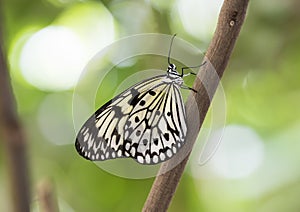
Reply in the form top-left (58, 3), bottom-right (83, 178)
top-left (168, 64), bottom-right (176, 72)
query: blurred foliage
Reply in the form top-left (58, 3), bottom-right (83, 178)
top-left (1, 0), bottom-right (300, 211)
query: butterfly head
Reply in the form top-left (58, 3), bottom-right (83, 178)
top-left (167, 63), bottom-right (179, 76)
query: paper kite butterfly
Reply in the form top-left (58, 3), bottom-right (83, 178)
top-left (75, 34), bottom-right (204, 164)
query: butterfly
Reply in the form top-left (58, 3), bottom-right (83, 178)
top-left (75, 34), bottom-right (204, 164)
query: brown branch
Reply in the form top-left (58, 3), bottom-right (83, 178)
top-left (0, 3), bottom-right (31, 212)
top-left (37, 179), bottom-right (59, 212)
top-left (142, 0), bottom-right (249, 211)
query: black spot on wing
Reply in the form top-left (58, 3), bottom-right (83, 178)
top-left (149, 90), bottom-right (156, 96)
top-left (136, 130), bottom-right (141, 136)
top-left (142, 139), bottom-right (148, 146)
top-left (111, 105), bottom-right (122, 118)
top-left (128, 88), bottom-right (140, 106)
top-left (163, 133), bottom-right (169, 141)
top-left (139, 100), bottom-right (146, 106)
top-left (153, 138), bottom-right (159, 145)
top-left (135, 116), bottom-right (140, 123)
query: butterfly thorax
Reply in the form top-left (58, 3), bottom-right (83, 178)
top-left (166, 63), bottom-right (184, 86)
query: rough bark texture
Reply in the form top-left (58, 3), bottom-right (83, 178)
top-left (0, 3), bottom-right (31, 212)
top-left (143, 0), bottom-right (250, 211)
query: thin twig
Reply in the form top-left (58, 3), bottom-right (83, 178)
top-left (0, 2), bottom-right (31, 212)
top-left (38, 179), bottom-right (59, 212)
top-left (143, 0), bottom-right (250, 211)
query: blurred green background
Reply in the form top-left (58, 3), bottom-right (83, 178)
top-left (1, 0), bottom-right (300, 211)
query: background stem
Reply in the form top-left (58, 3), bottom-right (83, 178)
top-left (0, 2), bottom-right (31, 211)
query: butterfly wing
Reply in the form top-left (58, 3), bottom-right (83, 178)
top-left (75, 75), bottom-right (166, 161)
top-left (75, 75), bottom-right (187, 164)
top-left (123, 83), bottom-right (187, 164)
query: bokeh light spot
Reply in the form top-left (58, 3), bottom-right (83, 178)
top-left (19, 2), bottom-right (116, 91)
top-left (209, 125), bottom-right (265, 179)
top-left (37, 93), bottom-right (88, 145)
top-left (20, 26), bottom-right (88, 91)
top-left (176, 0), bottom-right (223, 40)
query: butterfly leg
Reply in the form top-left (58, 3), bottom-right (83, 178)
top-left (180, 84), bottom-right (197, 93)
top-left (182, 72), bottom-right (196, 77)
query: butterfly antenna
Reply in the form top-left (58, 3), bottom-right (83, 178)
top-left (168, 34), bottom-right (177, 65)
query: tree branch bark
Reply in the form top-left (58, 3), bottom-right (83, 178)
top-left (143, 0), bottom-right (249, 211)
top-left (0, 2), bottom-right (31, 212)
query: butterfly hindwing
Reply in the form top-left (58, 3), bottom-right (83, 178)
top-left (123, 83), bottom-right (187, 164)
